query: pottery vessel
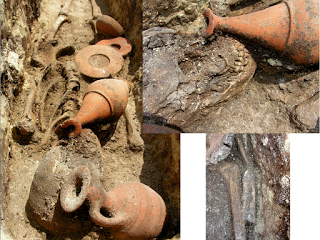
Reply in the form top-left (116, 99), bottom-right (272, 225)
top-left (202, 0), bottom-right (319, 65)
top-left (75, 45), bottom-right (124, 78)
top-left (54, 79), bottom-right (131, 138)
top-left (89, 182), bottom-right (167, 240)
top-left (27, 129), bottom-right (102, 234)
top-left (96, 15), bottom-right (125, 37)
top-left (96, 37), bottom-right (132, 56)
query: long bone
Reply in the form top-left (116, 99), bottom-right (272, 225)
top-left (39, 61), bottom-right (81, 148)
top-left (15, 63), bottom-right (53, 136)
top-left (15, 76), bottom-right (37, 136)
top-left (216, 162), bottom-right (246, 240)
top-left (124, 108), bottom-right (144, 151)
top-left (90, 0), bottom-right (102, 19)
top-left (47, 0), bottom-right (74, 40)
top-left (18, 0), bottom-right (75, 137)
top-left (46, 61), bottom-right (81, 130)
top-left (236, 135), bottom-right (256, 224)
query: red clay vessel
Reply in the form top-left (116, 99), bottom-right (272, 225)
top-left (202, 0), bottom-right (319, 65)
top-left (88, 181), bottom-right (167, 240)
top-left (96, 37), bottom-right (132, 56)
top-left (60, 167), bottom-right (167, 240)
top-left (96, 15), bottom-right (125, 37)
top-left (55, 79), bottom-right (131, 138)
top-left (75, 45), bottom-right (124, 78)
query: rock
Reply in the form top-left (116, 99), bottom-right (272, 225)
top-left (143, 27), bottom-right (256, 132)
top-left (206, 133), bottom-right (234, 165)
top-left (292, 92), bottom-right (319, 132)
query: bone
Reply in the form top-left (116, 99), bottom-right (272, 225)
top-left (90, 0), bottom-right (102, 19)
top-left (38, 80), bottom-right (59, 132)
top-left (235, 135), bottom-right (250, 167)
top-left (236, 135), bottom-right (256, 223)
top-left (217, 163), bottom-right (246, 240)
top-left (47, 15), bottom-right (70, 40)
top-left (60, 0), bottom-right (74, 16)
top-left (89, 19), bottom-right (99, 43)
top-left (124, 108), bottom-right (144, 151)
top-left (15, 78), bottom-right (36, 136)
top-left (241, 169), bottom-right (256, 223)
top-left (39, 111), bottom-right (70, 147)
top-left (47, 0), bottom-right (74, 40)
top-left (47, 61), bottom-right (81, 128)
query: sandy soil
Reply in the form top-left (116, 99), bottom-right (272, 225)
top-left (1, 0), bottom-right (180, 239)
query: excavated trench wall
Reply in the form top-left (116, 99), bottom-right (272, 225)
top-left (1, 0), bottom-right (180, 239)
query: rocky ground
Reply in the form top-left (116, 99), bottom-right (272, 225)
top-left (1, 0), bottom-right (179, 239)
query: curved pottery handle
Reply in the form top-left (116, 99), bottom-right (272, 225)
top-left (88, 186), bottom-right (126, 228)
top-left (60, 166), bottom-right (91, 212)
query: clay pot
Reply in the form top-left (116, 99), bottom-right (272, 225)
top-left (96, 37), bottom-right (132, 56)
top-left (89, 182), bottom-right (167, 240)
top-left (75, 45), bottom-right (124, 78)
top-left (54, 79), bottom-right (131, 138)
top-left (202, 0), bottom-right (319, 65)
top-left (27, 129), bottom-right (103, 234)
top-left (96, 15), bottom-right (125, 37)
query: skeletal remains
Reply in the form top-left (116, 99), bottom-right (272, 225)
top-left (15, 0), bottom-right (144, 150)
top-left (207, 134), bottom-right (256, 240)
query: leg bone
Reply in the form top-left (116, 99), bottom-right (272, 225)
top-left (90, 0), bottom-right (102, 20)
top-left (218, 163), bottom-right (246, 240)
top-left (124, 108), bottom-right (144, 151)
top-left (15, 78), bottom-right (36, 136)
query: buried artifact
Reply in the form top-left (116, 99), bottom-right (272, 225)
top-left (55, 78), bottom-right (131, 138)
top-left (202, 0), bottom-right (319, 65)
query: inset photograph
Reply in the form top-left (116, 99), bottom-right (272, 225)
top-left (142, 0), bottom-right (319, 133)
top-left (206, 134), bottom-right (290, 239)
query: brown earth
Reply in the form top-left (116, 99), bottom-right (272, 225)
top-left (1, 0), bottom-right (180, 239)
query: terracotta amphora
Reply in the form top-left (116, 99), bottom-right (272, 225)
top-left (202, 0), bottom-right (319, 65)
top-left (27, 129), bottom-right (102, 234)
top-left (88, 182), bottom-right (167, 240)
top-left (55, 79), bottom-right (131, 138)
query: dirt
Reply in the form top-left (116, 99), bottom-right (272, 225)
top-left (142, 0), bottom-right (319, 133)
top-left (1, 0), bottom-right (179, 239)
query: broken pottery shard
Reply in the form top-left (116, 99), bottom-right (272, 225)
top-left (292, 92), bottom-right (319, 131)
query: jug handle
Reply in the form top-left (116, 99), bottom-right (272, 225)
top-left (88, 187), bottom-right (126, 228)
top-left (60, 166), bottom-right (91, 212)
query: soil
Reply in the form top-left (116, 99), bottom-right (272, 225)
top-left (142, 0), bottom-right (319, 133)
top-left (1, 0), bottom-right (179, 239)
